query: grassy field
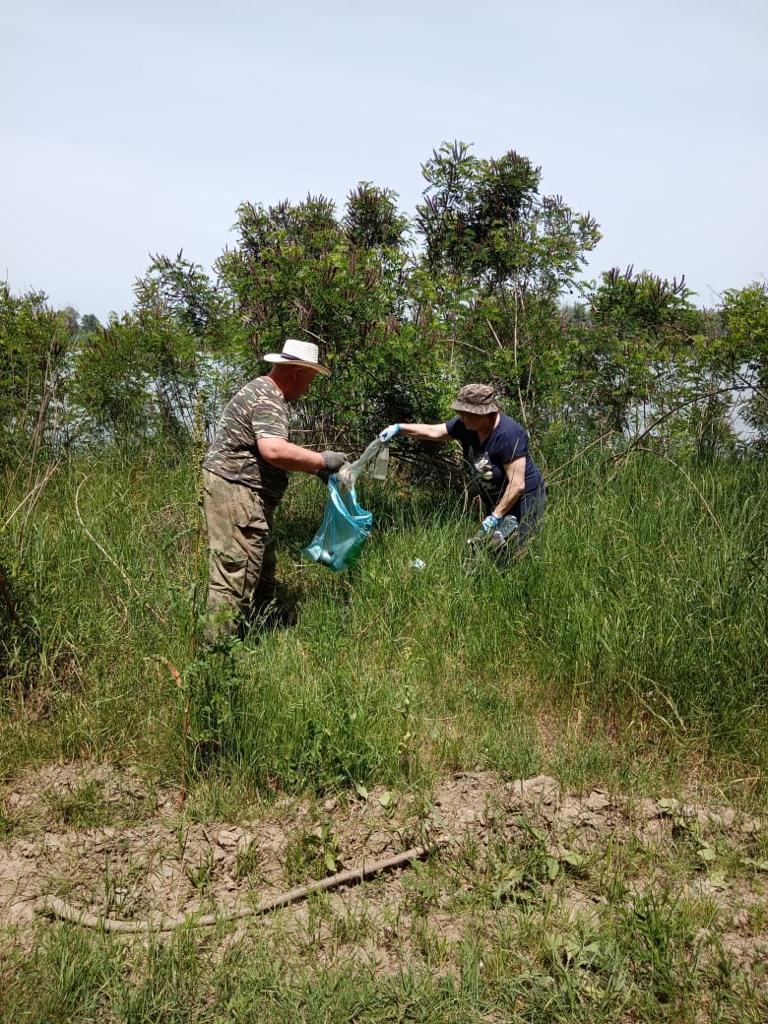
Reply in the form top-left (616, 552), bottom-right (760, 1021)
top-left (2, 445), bottom-right (767, 794)
top-left (1, 444), bottom-right (767, 1021)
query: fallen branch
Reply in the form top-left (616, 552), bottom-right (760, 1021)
top-left (39, 840), bottom-right (448, 933)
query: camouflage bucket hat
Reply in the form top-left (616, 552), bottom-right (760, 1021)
top-left (452, 383), bottom-right (499, 416)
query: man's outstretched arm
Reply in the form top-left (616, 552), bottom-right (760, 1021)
top-left (379, 423), bottom-right (449, 442)
top-left (257, 437), bottom-right (347, 477)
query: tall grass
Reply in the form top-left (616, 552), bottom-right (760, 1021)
top-left (518, 452), bottom-right (768, 751)
top-left (1, 444), bottom-right (766, 797)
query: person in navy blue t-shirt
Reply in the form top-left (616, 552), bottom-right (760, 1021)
top-left (378, 383), bottom-right (546, 547)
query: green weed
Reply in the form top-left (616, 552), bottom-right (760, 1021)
top-left (185, 850), bottom-right (213, 894)
top-left (46, 780), bottom-right (112, 829)
top-left (283, 820), bottom-right (342, 883)
top-left (234, 839), bottom-right (262, 881)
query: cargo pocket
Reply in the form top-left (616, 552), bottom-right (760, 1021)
top-left (228, 483), bottom-right (259, 529)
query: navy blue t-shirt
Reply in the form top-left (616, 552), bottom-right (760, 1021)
top-left (446, 413), bottom-right (544, 513)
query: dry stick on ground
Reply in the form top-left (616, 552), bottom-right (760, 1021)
top-left (74, 475), bottom-right (168, 626)
top-left (39, 840), bottom-right (448, 934)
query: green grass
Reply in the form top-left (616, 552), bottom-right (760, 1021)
top-left (2, 871), bottom-right (766, 1023)
top-left (2, 444), bottom-right (767, 802)
top-left (44, 778), bottom-right (115, 828)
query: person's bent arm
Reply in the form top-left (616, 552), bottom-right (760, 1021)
top-left (399, 423), bottom-right (449, 442)
top-left (492, 457), bottom-right (526, 519)
top-left (257, 436), bottom-right (324, 474)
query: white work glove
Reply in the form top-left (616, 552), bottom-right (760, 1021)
top-left (377, 424), bottom-right (401, 443)
top-left (481, 514), bottom-right (500, 533)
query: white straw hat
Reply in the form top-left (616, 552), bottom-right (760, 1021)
top-left (263, 338), bottom-right (330, 376)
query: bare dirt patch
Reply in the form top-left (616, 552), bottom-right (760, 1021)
top-left (4, 761), bottom-right (160, 831)
top-left (1, 764), bottom-right (766, 977)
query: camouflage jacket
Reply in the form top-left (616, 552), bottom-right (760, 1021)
top-left (203, 376), bottom-right (290, 503)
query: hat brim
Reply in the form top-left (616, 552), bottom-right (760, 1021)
top-left (452, 400), bottom-right (499, 415)
top-left (263, 354), bottom-right (330, 376)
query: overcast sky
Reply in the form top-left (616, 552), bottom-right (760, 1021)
top-left (2, 0), bottom-right (766, 320)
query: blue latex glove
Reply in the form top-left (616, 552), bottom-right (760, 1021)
top-left (481, 514), bottom-right (500, 533)
top-left (378, 424), bottom-right (401, 443)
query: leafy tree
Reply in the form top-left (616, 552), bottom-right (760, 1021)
top-left (216, 187), bottom-right (451, 445)
top-left (217, 190), bottom-right (409, 359)
top-left (417, 142), bottom-right (599, 295)
top-left (717, 283), bottom-right (768, 446)
top-left (70, 314), bottom-right (154, 442)
top-left (0, 283), bottom-right (77, 463)
top-left (343, 182), bottom-right (410, 252)
top-left (413, 142), bottom-right (602, 427)
top-left (72, 254), bottom-right (240, 445)
top-left (79, 313), bottom-right (101, 335)
top-left (5, 142), bottom-right (765, 470)
top-left (569, 267), bottom-right (704, 436)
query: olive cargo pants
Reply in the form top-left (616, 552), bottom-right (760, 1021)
top-left (202, 470), bottom-right (278, 641)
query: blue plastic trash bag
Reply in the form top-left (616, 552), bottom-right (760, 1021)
top-left (303, 477), bottom-right (373, 571)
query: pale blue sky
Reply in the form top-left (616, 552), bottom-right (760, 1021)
top-left (2, 0), bottom-right (766, 319)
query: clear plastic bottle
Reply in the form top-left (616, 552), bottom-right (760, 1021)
top-left (371, 445), bottom-right (390, 481)
top-left (491, 515), bottom-right (519, 549)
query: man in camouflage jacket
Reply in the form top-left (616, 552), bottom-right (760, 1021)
top-left (202, 339), bottom-right (347, 641)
